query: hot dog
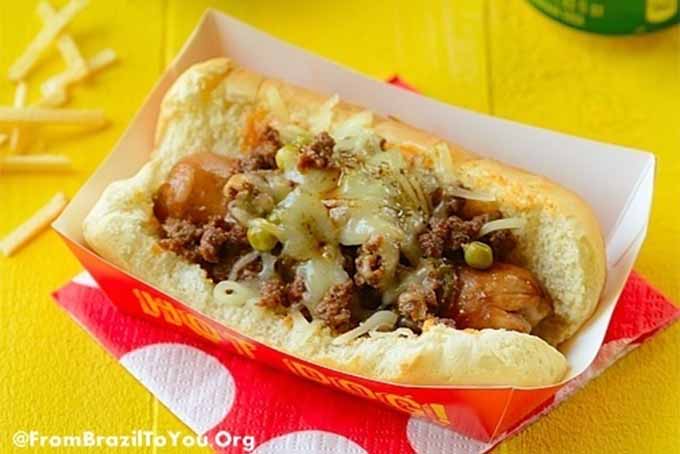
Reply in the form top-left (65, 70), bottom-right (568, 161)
top-left (84, 58), bottom-right (606, 386)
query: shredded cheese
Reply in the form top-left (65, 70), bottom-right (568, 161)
top-left (332, 311), bottom-right (398, 345)
top-left (478, 217), bottom-right (525, 238)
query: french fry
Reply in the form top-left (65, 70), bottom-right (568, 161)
top-left (0, 192), bottom-right (68, 257)
top-left (8, 0), bottom-right (88, 81)
top-left (9, 82), bottom-right (28, 152)
top-left (0, 106), bottom-right (108, 127)
top-left (0, 154), bottom-right (72, 173)
top-left (41, 48), bottom-right (118, 100)
top-left (0, 133), bottom-right (7, 146)
top-left (37, 1), bottom-right (88, 79)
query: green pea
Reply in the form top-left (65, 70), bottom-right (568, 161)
top-left (275, 145), bottom-right (298, 171)
top-left (463, 241), bottom-right (494, 270)
top-left (267, 210), bottom-right (282, 225)
top-left (293, 134), bottom-right (312, 147)
top-left (247, 219), bottom-right (279, 252)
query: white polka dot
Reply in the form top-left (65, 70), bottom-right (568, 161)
top-left (72, 271), bottom-right (99, 288)
top-left (253, 430), bottom-right (367, 454)
top-left (120, 343), bottom-right (235, 434)
top-left (407, 416), bottom-right (489, 454)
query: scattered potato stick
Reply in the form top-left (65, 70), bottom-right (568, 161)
top-left (0, 106), bottom-right (108, 127)
top-left (13, 82), bottom-right (28, 106)
top-left (0, 192), bottom-right (68, 257)
top-left (41, 48), bottom-right (118, 99)
top-left (36, 90), bottom-right (68, 108)
top-left (9, 82), bottom-right (28, 152)
top-left (37, 1), bottom-right (88, 78)
top-left (0, 154), bottom-right (72, 173)
top-left (0, 193), bottom-right (68, 256)
top-left (41, 78), bottom-right (69, 101)
top-left (8, 0), bottom-right (88, 81)
top-left (56, 36), bottom-right (88, 77)
top-left (17, 91), bottom-right (69, 150)
top-left (89, 48), bottom-right (118, 68)
top-left (0, 133), bottom-right (7, 146)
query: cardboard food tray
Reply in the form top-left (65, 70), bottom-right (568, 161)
top-left (52, 9), bottom-right (655, 442)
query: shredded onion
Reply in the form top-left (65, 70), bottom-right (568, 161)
top-left (277, 188), bottom-right (337, 260)
top-left (400, 229), bottom-right (424, 266)
top-left (448, 186), bottom-right (496, 202)
top-left (228, 251), bottom-right (260, 281)
top-left (289, 308), bottom-right (318, 344)
top-left (432, 142), bottom-right (456, 184)
top-left (298, 256), bottom-right (348, 310)
top-left (213, 280), bottom-right (258, 306)
top-left (258, 253), bottom-right (277, 280)
top-left (228, 203), bottom-right (254, 226)
top-left (339, 172), bottom-right (391, 201)
top-left (285, 167), bottom-right (339, 193)
top-left (267, 173), bottom-right (294, 202)
top-left (339, 213), bottom-right (403, 246)
top-left (394, 170), bottom-right (420, 209)
top-left (333, 110), bottom-right (373, 140)
top-left (410, 175), bottom-right (431, 214)
top-left (367, 148), bottom-right (406, 170)
top-left (278, 124), bottom-right (308, 144)
top-left (332, 310), bottom-right (398, 345)
top-left (264, 86), bottom-right (289, 122)
top-left (478, 217), bottom-right (525, 237)
top-left (309, 94), bottom-right (339, 134)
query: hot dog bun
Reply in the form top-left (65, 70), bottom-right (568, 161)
top-left (83, 58), bottom-right (606, 386)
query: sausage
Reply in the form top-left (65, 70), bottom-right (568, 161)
top-left (448, 263), bottom-right (552, 333)
top-left (153, 152), bottom-right (238, 224)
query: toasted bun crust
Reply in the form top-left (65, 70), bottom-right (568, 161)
top-left (84, 58), bottom-right (606, 386)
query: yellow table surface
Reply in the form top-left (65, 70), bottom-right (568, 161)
top-left (1, 1), bottom-right (678, 452)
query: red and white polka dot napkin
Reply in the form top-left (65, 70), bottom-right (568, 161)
top-left (53, 270), bottom-right (678, 453)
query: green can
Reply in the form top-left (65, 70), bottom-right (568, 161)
top-left (528, 0), bottom-right (679, 34)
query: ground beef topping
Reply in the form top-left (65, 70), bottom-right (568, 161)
top-left (418, 213), bottom-right (498, 259)
top-left (314, 280), bottom-right (355, 333)
top-left (483, 229), bottom-right (517, 260)
top-left (158, 216), bottom-right (248, 281)
top-left (397, 285), bottom-right (437, 323)
top-left (395, 259), bottom-right (460, 330)
top-left (430, 190), bottom-right (465, 217)
top-left (354, 235), bottom-right (385, 288)
top-left (259, 278), bottom-right (289, 309)
top-left (286, 273), bottom-right (307, 305)
top-left (151, 123), bottom-right (546, 339)
top-left (159, 218), bottom-right (203, 262)
top-left (298, 132), bottom-right (336, 170)
top-left (198, 218), bottom-right (232, 263)
top-left (240, 125), bottom-right (282, 171)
